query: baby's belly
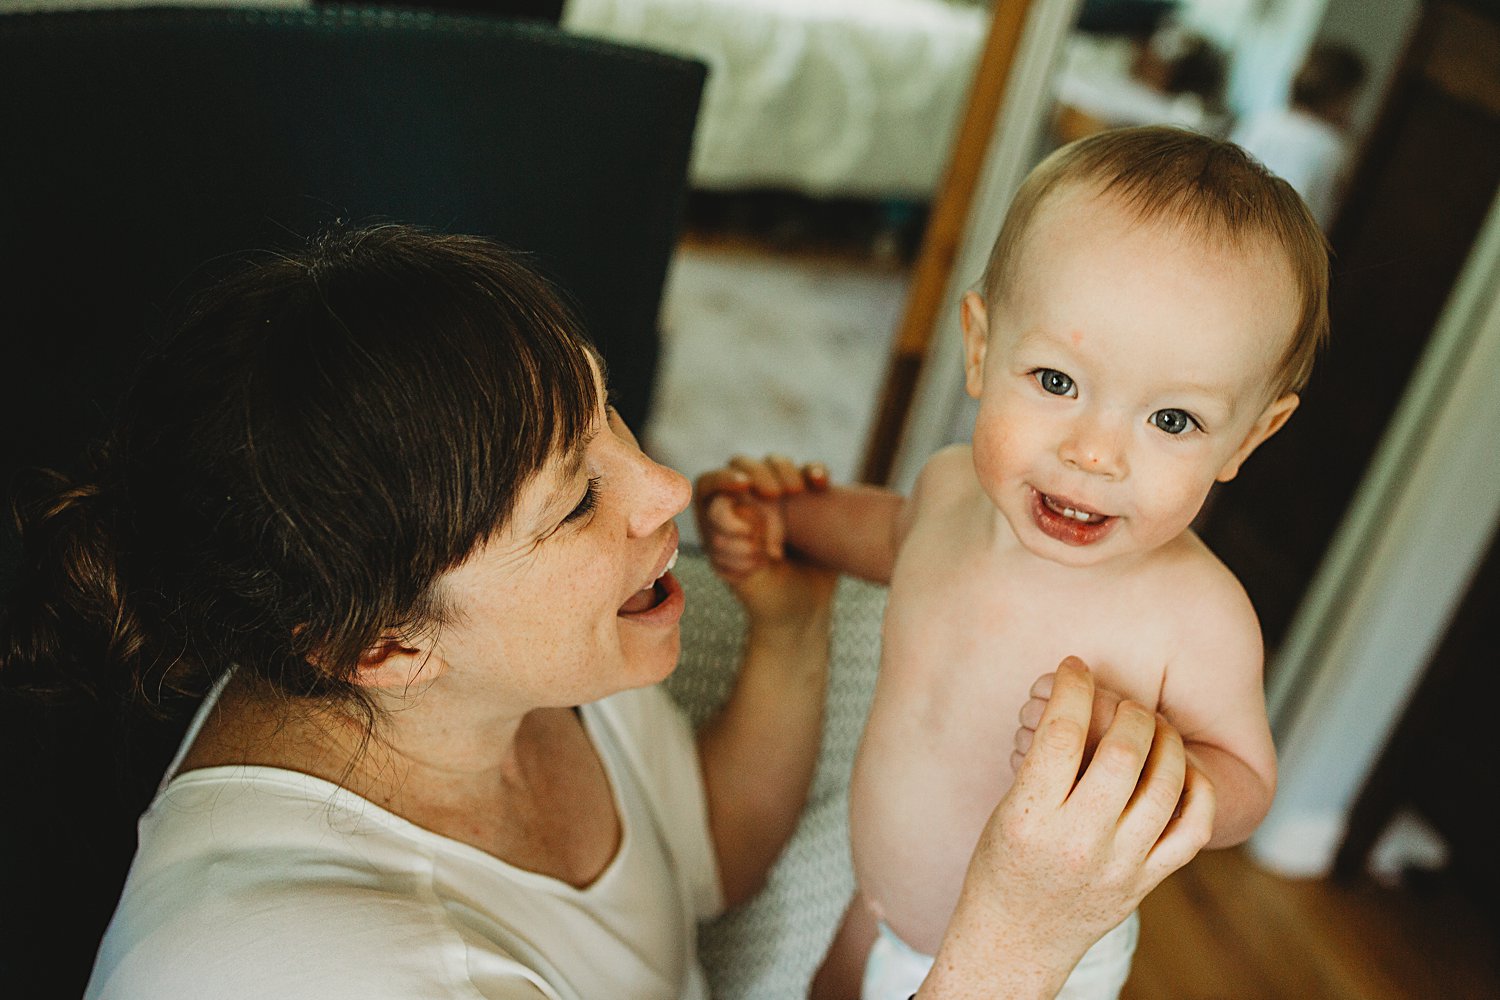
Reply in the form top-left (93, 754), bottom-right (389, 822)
top-left (850, 554), bottom-right (1173, 957)
top-left (848, 637), bottom-right (1034, 957)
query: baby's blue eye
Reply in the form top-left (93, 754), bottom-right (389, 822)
top-left (1150, 409), bottom-right (1198, 435)
top-left (1034, 369), bottom-right (1075, 397)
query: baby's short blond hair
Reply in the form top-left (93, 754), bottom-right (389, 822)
top-left (982, 125), bottom-right (1330, 395)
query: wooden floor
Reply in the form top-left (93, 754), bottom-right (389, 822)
top-left (1122, 847), bottom-right (1500, 999)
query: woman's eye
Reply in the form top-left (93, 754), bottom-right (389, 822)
top-left (1033, 369), bottom-right (1076, 397)
top-left (1150, 409), bottom-right (1199, 435)
top-left (563, 476), bottom-right (601, 523)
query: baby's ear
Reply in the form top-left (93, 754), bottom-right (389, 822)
top-left (1217, 392), bottom-right (1299, 482)
top-left (960, 292), bottom-right (991, 400)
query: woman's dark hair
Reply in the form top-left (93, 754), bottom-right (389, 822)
top-left (2, 224), bottom-right (600, 718)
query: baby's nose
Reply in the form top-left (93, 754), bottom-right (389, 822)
top-left (1059, 421), bottom-right (1128, 479)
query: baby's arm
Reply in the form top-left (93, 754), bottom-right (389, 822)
top-left (695, 454), bottom-right (907, 585)
top-left (1014, 568), bottom-right (1274, 850)
top-left (1157, 572), bottom-right (1278, 850)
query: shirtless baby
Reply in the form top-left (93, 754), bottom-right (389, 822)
top-left (696, 126), bottom-right (1330, 1000)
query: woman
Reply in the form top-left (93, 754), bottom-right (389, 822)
top-left (2, 225), bottom-right (1210, 999)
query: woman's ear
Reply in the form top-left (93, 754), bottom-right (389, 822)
top-left (961, 291), bottom-right (991, 400)
top-left (352, 633), bottom-right (444, 690)
top-left (1217, 392), bottom-right (1300, 483)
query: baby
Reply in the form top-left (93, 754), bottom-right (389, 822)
top-left (696, 126), bottom-right (1329, 1000)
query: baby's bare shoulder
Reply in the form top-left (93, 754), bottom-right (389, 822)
top-left (899, 445), bottom-right (987, 545)
top-left (1154, 533), bottom-right (1264, 667)
top-left (1177, 533), bottom-right (1256, 612)
top-left (1149, 536), bottom-right (1275, 757)
top-left (885, 446), bottom-right (989, 575)
top-left (909, 445), bottom-right (980, 514)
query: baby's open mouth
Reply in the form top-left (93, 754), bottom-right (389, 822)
top-left (1039, 493), bottom-right (1108, 525)
top-left (1030, 489), bottom-right (1117, 547)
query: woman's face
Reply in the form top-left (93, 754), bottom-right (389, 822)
top-left (429, 402), bottom-right (692, 711)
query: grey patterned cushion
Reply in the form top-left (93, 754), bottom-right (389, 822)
top-left (663, 548), bottom-right (888, 1000)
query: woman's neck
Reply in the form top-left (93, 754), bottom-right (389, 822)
top-left (180, 674), bottom-right (620, 885)
top-left (182, 670), bottom-right (531, 799)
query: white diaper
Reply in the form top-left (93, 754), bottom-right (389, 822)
top-left (861, 909), bottom-right (1139, 1000)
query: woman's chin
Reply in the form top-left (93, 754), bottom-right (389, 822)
top-left (648, 633), bottom-right (684, 685)
top-left (615, 623), bottom-right (683, 692)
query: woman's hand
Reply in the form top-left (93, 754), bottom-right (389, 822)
top-left (920, 658), bottom-right (1215, 999)
top-left (694, 457), bottom-right (836, 627)
top-left (1012, 671), bottom-right (1126, 776)
top-left (694, 455), bottom-right (828, 571)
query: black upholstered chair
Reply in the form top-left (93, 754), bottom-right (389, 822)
top-left (0, 8), bottom-right (703, 995)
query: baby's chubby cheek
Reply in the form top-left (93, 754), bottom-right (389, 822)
top-left (1132, 480), bottom-right (1215, 543)
top-left (968, 409), bottom-right (1024, 492)
top-left (969, 442), bottom-right (1017, 511)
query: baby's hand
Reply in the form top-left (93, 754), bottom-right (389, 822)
top-left (1012, 669), bottom-right (1129, 776)
top-left (693, 454), bottom-right (829, 582)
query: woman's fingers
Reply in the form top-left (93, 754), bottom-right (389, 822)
top-left (1011, 658), bottom-right (1095, 807)
top-left (723, 454), bottom-right (828, 499)
top-left (1113, 715), bottom-right (1187, 856)
top-left (764, 454), bottom-right (804, 494)
top-left (1068, 697), bottom-right (1157, 819)
top-left (697, 454), bottom-right (830, 585)
top-left (695, 467), bottom-right (752, 500)
top-left (1144, 756), bottom-right (1216, 878)
top-left (729, 455), bottom-right (787, 499)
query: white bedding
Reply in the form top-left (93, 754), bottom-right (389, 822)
top-left (562, 0), bottom-right (988, 199)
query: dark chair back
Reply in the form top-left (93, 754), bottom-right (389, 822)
top-left (0, 8), bottom-right (703, 995)
top-left (0, 5), bottom-right (703, 485)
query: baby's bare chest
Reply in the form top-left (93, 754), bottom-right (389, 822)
top-left (878, 544), bottom-right (1176, 728)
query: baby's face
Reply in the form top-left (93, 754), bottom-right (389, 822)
top-left (964, 185), bottom-right (1301, 569)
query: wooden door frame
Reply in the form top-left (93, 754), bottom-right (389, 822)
top-left (859, 0), bottom-right (1080, 488)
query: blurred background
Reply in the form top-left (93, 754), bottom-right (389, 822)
top-left (6, 0), bottom-right (1499, 996)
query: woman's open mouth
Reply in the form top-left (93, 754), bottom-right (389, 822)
top-left (1029, 489), bottom-right (1117, 546)
top-left (618, 547), bottom-right (683, 621)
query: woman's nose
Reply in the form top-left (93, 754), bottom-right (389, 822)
top-left (1058, 415), bottom-right (1129, 480)
top-left (628, 454), bottom-right (692, 538)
